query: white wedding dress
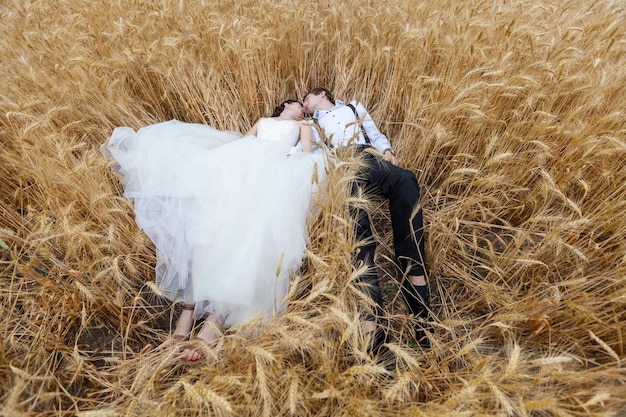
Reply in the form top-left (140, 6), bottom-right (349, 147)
top-left (105, 118), bottom-right (326, 327)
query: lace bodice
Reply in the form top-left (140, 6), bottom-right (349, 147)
top-left (256, 118), bottom-right (300, 145)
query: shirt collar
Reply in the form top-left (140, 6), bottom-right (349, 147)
top-left (312, 100), bottom-right (345, 119)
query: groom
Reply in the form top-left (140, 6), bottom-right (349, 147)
top-left (303, 87), bottom-right (430, 351)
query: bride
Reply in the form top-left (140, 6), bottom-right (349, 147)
top-left (104, 100), bottom-right (326, 361)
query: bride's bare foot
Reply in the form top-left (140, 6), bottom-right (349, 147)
top-left (181, 314), bottom-right (224, 362)
top-left (172, 304), bottom-right (195, 341)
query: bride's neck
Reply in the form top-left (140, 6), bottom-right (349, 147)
top-left (275, 111), bottom-right (298, 121)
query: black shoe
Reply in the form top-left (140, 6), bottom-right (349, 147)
top-left (414, 325), bottom-right (431, 349)
top-left (401, 282), bottom-right (431, 349)
top-left (402, 283), bottom-right (430, 320)
top-left (376, 345), bottom-right (397, 377)
top-left (367, 327), bottom-right (389, 357)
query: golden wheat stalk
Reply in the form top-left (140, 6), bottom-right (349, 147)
top-left (1, 0), bottom-right (625, 415)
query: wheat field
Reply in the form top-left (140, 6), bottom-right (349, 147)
top-left (1, 0), bottom-right (625, 415)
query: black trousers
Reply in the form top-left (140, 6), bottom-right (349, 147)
top-left (350, 148), bottom-right (427, 319)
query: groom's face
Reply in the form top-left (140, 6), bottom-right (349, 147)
top-left (303, 92), bottom-right (322, 114)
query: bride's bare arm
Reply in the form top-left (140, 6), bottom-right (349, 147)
top-left (299, 122), bottom-right (313, 153)
top-left (242, 119), bottom-right (261, 137)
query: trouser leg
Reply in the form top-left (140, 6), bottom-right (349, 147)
top-left (362, 155), bottom-right (426, 275)
top-left (350, 173), bottom-right (389, 355)
top-left (350, 180), bottom-right (383, 321)
top-left (360, 153), bottom-right (429, 321)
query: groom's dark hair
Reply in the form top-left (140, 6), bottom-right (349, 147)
top-left (307, 87), bottom-right (335, 104)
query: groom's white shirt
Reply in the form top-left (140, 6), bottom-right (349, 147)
top-left (288, 100), bottom-right (392, 155)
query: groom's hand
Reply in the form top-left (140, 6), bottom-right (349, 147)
top-left (383, 150), bottom-right (398, 166)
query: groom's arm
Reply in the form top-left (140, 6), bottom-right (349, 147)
top-left (354, 102), bottom-right (397, 165)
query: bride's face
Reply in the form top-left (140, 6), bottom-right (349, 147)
top-left (284, 101), bottom-right (305, 119)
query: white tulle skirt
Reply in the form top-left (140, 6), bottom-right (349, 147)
top-left (105, 120), bottom-right (326, 327)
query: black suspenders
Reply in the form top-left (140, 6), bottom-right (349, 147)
top-left (346, 103), bottom-right (372, 144)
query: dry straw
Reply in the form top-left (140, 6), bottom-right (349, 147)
top-left (1, 0), bottom-right (625, 415)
